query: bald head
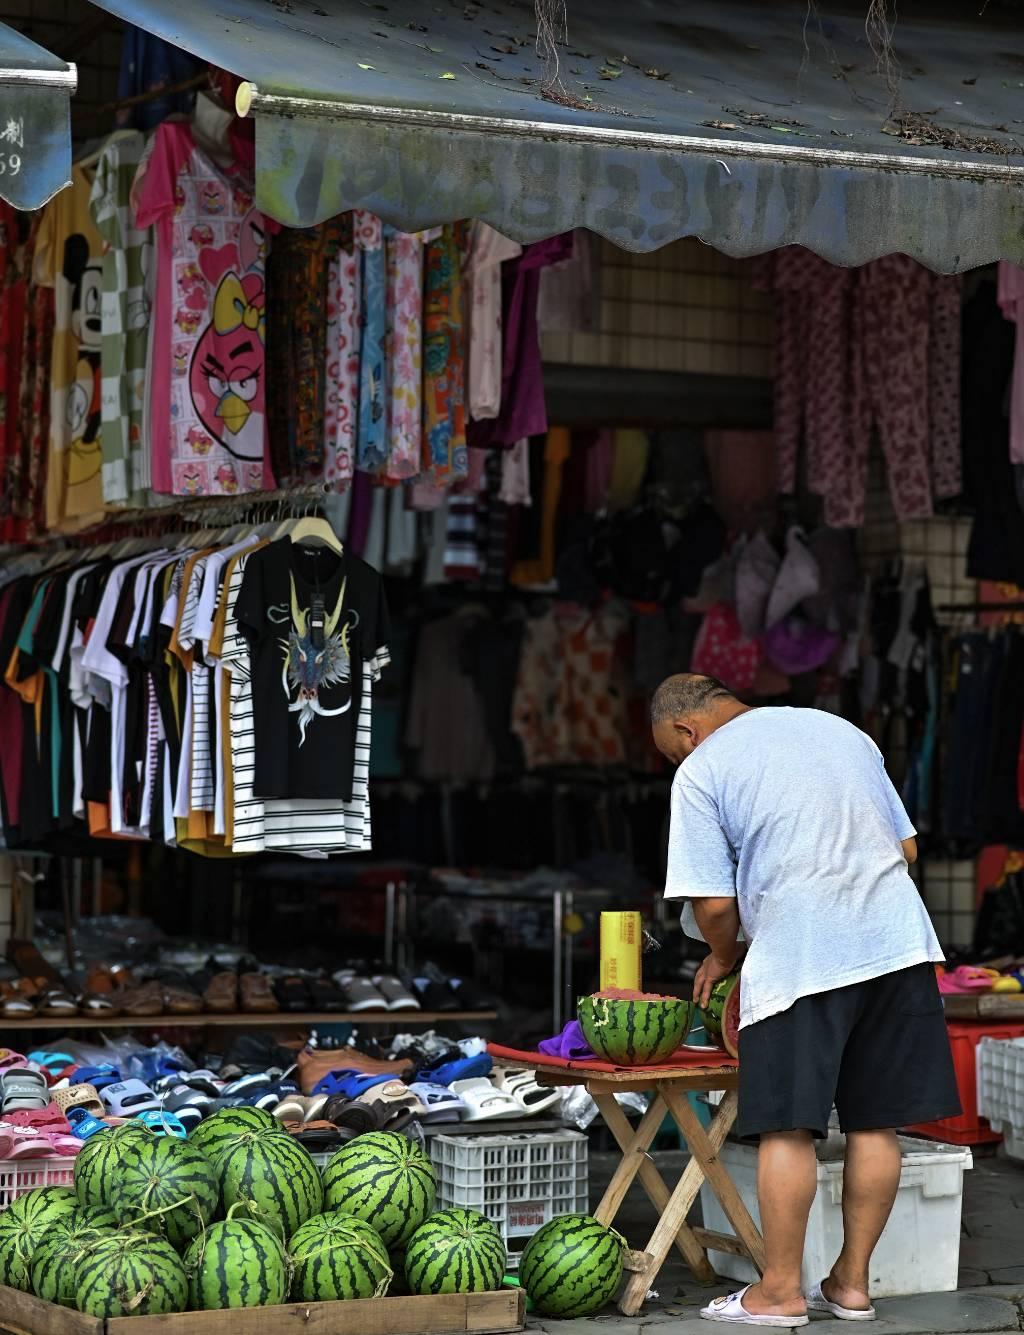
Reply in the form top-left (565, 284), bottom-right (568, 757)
top-left (650, 673), bottom-right (750, 764)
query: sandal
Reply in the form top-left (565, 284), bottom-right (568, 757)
top-left (162, 983), bottom-right (204, 1016)
top-left (1, 1067), bottom-right (50, 1112)
top-left (79, 992), bottom-right (121, 1018)
top-left (700, 1286), bottom-right (808, 1326)
top-left (323, 1095), bottom-right (381, 1135)
top-left (449, 1077), bottom-right (519, 1122)
top-left (119, 981), bottom-right (164, 1017)
top-left (37, 986), bottom-right (78, 1018)
top-left (240, 973), bottom-right (280, 1014)
top-left (312, 1069), bottom-right (394, 1099)
top-left (492, 1065), bottom-right (563, 1116)
top-left (0, 979), bottom-right (38, 1018)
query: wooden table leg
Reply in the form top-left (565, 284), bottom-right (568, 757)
top-left (615, 1087), bottom-right (748, 1315)
top-left (661, 1087), bottom-right (767, 1275)
top-left (593, 1091), bottom-right (717, 1287)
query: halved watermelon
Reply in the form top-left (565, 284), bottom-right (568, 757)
top-left (577, 995), bottom-right (693, 1065)
top-left (701, 973), bottom-right (740, 1058)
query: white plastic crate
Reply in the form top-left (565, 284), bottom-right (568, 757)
top-left (430, 1130), bottom-right (588, 1264)
top-left (700, 1135), bottom-right (972, 1298)
top-left (977, 1037), bottom-right (1024, 1161)
top-left (0, 1155), bottom-right (76, 1210)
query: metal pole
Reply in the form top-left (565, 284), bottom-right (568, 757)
top-left (552, 887), bottom-right (563, 1034)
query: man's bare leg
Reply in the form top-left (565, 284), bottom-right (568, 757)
top-left (822, 1129), bottom-right (901, 1311)
top-left (739, 1130), bottom-right (817, 1318)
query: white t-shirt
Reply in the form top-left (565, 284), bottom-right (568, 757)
top-left (665, 706), bottom-right (944, 1029)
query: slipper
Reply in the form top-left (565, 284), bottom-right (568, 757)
top-left (701, 1287), bottom-right (808, 1326)
top-left (27, 1050), bottom-right (74, 1079)
top-left (492, 1066), bottom-right (562, 1116)
top-left (163, 1088), bottom-right (216, 1117)
top-left (313, 1069), bottom-right (393, 1099)
top-left (74, 1064), bottom-right (122, 1092)
top-left (420, 1053), bottom-right (493, 1087)
top-left (52, 1084), bottom-right (105, 1119)
top-left (0, 1049), bottom-right (28, 1073)
top-left (806, 1282), bottom-right (876, 1322)
top-left (101, 1080), bottom-right (162, 1117)
top-left (354, 1080), bottom-right (427, 1118)
top-left (323, 1096), bottom-right (381, 1136)
top-left (936, 966), bottom-right (995, 995)
top-left (7, 1129), bottom-right (56, 1160)
top-left (135, 1109), bottom-right (189, 1138)
top-left (1, 1067), bottom-right (50, 1112)
top-left (408, 1081), bottom-right (466, 1123)
top-left (372, 976), bottom-right (421, 1012)
top-left (450, 1078), bottom-right (520, 1122)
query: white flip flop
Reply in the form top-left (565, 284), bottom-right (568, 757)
top-left (492, 1066), bottom-right (562, 1116)
top-left (450, 1077), bottom-right (520, 1122)
top-left (806, 1282), bottom-right (876, 1322)
top-left (700, 1286), bottom-right (809, 1326)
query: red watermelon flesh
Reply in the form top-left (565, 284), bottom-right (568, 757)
top-left (722, 977), bottom-right (741, 1058)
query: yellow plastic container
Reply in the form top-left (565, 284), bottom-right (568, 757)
top-left (599, 911), bottom-right (642, 991)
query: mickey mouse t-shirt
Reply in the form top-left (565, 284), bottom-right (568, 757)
top-left (233, 539), bottom-right (390, 801)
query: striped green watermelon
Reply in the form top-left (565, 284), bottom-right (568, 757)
top-left (577, 995), bottom-right (693, 1065)
top-left (73, 1122), bottom-right (152, 1210)
top-left (75, 1232), bottom-right (188, 1317)
top-left (322, 1131), bottom-right (436, 1249)
top-left (0, 1187), bottom-right (78, 1291)
top-left (700, 972), bottom-right (741, 1058)
top-left (189, 1105), bottom-right (278, 1163)
top-left (405, 1208), bottom-right (507, 1295)
top-left (184, 1215), bottom-right (289, 1309)
top-left (218, 1128), bottom-right (323, 1240)
top-left (519, 1214), bottom-right (625, 1317)
top-left (109, 1134), bottom-right (219, 1249)
top-left (30, 1209), bottom-right (120, 1308)
top-left (288, 1212), bottom-right (393, 1301)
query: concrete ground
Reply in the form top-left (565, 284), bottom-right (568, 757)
top-left (526, 1149), bottom-right (1024, 1334)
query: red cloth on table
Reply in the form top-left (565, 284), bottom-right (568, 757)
top-left (487, 1042), bottom-right (738, 1074)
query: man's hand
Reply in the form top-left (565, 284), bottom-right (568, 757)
top-left (694, 951), bottom-right (738, 1009)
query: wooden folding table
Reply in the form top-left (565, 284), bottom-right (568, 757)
top-left (535, 1062), bottom-right (766, 1317)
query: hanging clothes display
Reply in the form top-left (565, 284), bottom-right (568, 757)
top-left (134, 120), bottom-right (275, 498)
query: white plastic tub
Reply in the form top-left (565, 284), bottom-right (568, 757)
top-left (699, 1135), bottom-right (972, 1297)
top-left (977, 1037), bottom-right (1024, 1162)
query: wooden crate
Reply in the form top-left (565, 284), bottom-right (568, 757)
top-left (0, 1286), bottom-right (525, 1335)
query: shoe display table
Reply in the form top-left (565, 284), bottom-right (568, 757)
top-left (0, 1009), bottom-right (497, 1031)
top-left (534, 1061), bottom-right (765, 1317)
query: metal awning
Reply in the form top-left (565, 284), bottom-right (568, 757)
top-left (89, 0), bottom-right (1024, 271)
top-left (0, 22), bottom-right (76, 210)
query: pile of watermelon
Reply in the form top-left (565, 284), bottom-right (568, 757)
top-left (0, 1111), bottom-right (532, 1314)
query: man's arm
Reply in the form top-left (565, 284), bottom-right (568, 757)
top-left (902, 836), bottom-right (918, 865)
top-left (692, 896), bottom-right (741, 1007)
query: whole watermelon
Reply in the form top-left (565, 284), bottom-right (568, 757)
top-left (700, 972), bottom-right (741, 1058)
top-left (405, 1208), bottom-right (507, 1295)
top-left (189, 1105), bottom-right (278, 1164)
top-left (218, 1127), bottom-right (323, 1239)
top-left (288, 1212), bottom-right (392, 1301)
top-left (30, 1208), bottom-right (120, 1308)
top-left (74, 1122), bottom-right (151, 1210)
top-left (109, 1133), bottom-right (219, 1248)
top-left (519, 1214), bottom-right (625, 1317)
top-left (184, 1215), bottom-right (289, 1309)
top-left (577, 995), bottom-right (693, 1065)
top-left (75, 1232), bottom-right (188, 1317)
top-left (323, 1131), bottom-right (436, 1249)
top-left (0, 1187), bottom-right (78, 1291)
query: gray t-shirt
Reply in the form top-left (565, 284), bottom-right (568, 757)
top-left (665, 706), bottom-right (944, 1029)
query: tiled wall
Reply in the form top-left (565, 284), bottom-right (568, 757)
top-left (541, 237), bottom-right (774, 378)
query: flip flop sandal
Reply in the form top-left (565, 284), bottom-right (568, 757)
top-left (408, 1081), bottom-right (466, 1123)
top-left (221, 1073), bottom-right (272, 1097)
top-left (290, 1124), bottom-right (349, 1151)
top-left (179, 1070), bottom-right (223, 1097)
top-left (700, 1287), bottom-right (808, 1326)
top-left (449, 1078), bottom-right (520, 1122)
top-left (806, 1282), bottom-right (876, 1322)
top-left (273, 1095), bottom-right (309, 1123)
top-left (135, 1109), bottom-right (189, 1138)
top-left (420, 1053), bottom-right (493, 1087)
top-left (65, 1108), bottom-right (110, 1140)
top-left (492, 1067), bottom-right (563, 1116)
top-left (163, 1088), bottom-right (216, 1116)
top-left (27, 1050), bottom-right (74, 1079)
top-left (42, 1133), bottom-right (83, 1157)
top-left (380, 1107), bottom-right (415, 1134)
top-left (1, 1067), bottom-right (50, 1112)
top-left (0, 984), bottom-right (37, 1018)
top-left (8, 1130), bottom-right (56, 1160)
top-left (0, 1049), bottom-right (28, 1072)
top-left (312, 1069), bottom-right (394, 1099)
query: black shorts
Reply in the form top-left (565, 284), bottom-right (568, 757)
top-left (736, 963), bottom-right (962, 1139)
